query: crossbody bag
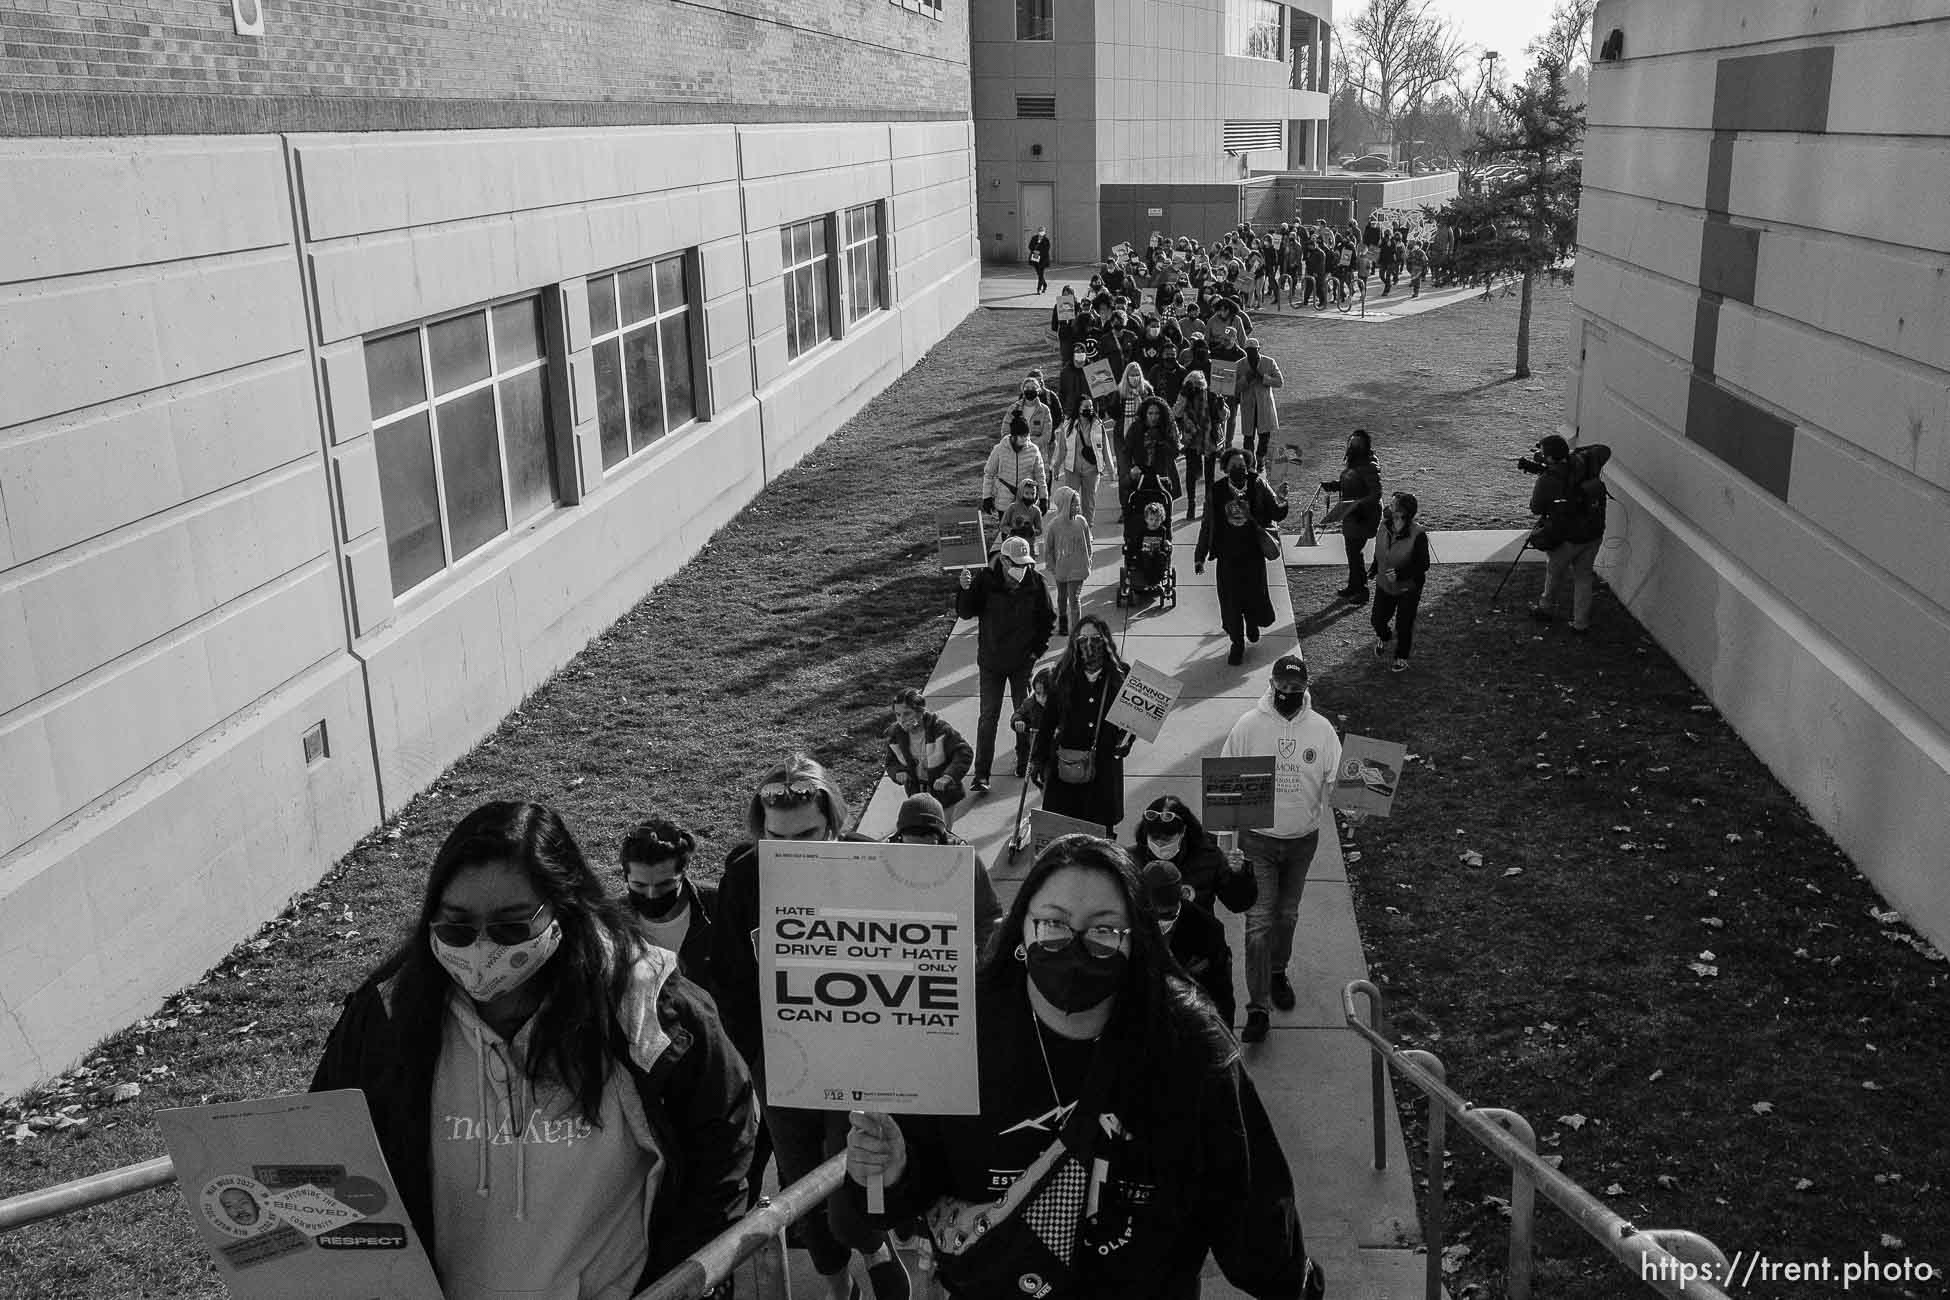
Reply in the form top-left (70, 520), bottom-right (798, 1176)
top-left (1054, 673), bottom-right (1113, 785)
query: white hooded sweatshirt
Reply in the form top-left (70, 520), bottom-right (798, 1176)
top-left (429, 939), bottom-right (679, 1299)
top-left (1220, 686), bottom-right (1341, 838)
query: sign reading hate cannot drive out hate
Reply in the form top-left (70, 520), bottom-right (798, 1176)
top-left (155, 1091), bottom-right (443, 1300)
top-left (758, 840), bottom-right (980, 1115)
top-left (1103, 660), bottom-right (1184, 744)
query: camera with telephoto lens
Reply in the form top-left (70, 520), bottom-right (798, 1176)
top-left (1516, 447), bottom-right (1549, 475)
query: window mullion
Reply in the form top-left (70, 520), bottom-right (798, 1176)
top-left (485, 307), bottom-right (516, 531)
top-left (420, 326), bottom-right (456, 569)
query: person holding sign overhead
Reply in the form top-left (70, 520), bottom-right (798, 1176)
top-left (1031, 616), bottom-right (1135, 835)
top-left (312, 801), bottom-right (756, 1300)
top-left (1195, 447), bottom-right (1290, 666)
top-left (838, 835), bottom-right (1323, 1300)
top-left (1220, 654), bottom-right (1341, 1044)
top-left (711, 758), bottom-right (913, 1300)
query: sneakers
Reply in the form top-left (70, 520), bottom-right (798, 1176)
top-left (1245, 622), bottom-right (1261, 643)
top-left (1271, 974), bottom-right (1297, 1011)
top-left (1373, 636), bottom-right (1392, 658)
top-left (1242, 1009), bottom-right (1270, 1043)
top-left (1347, 586), bottom-right (1370, 606)
top-left (1227, 641), bottom-right (1245, 666)
top-left (970, 776), bottom-right (991, 795)
top-left (1391, 658), bottom-right (1410, 673)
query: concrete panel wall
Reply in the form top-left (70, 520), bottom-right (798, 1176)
top-left (0, 118), bottom-right (976, 1098)
top-left (1569, 0), bottom-right (1950, 949)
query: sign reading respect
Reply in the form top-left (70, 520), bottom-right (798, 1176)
top-left (758, 840), bottom-right (980, 1115)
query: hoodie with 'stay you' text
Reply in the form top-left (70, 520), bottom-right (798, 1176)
top-left (1219, 687), bottom-right (1341, 838)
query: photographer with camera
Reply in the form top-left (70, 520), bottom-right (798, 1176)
top-left (1322, 430), bottom-right (1383, 604)
top-left (1522, 434), bottom-right (1613, 633)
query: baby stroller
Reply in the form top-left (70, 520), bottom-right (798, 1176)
top-left (1116, 471), bottom-right (1179, 608)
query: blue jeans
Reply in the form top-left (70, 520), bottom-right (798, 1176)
top-left (1242, 828), bottom-right (1319, 1013)
top-left (975, 664), bottom-right (1033, 780)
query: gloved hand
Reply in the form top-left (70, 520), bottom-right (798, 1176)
top-left (1194, 561), bottom-right (1205, 575)
top-left (982, 497), bottom-right (996, 515)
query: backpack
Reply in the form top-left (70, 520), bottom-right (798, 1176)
top-left (1531, 454), bottom-right (1608, 549)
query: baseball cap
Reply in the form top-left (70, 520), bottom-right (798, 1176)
top-left (1272, 651), bottom-right (1308, 681)
top-left (1245, 336), bottom-right (1262, 348)
top-left (894, 793), bottom-right (948, 838)
top-left (1139, 860), bottom-right (1185, 912)
top-left (999, 536), bottom-right (1035, 568)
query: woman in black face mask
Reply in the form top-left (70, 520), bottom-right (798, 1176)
top-left (838, 834), bottom-right (1321, 1300)
top-left (618, 817), bottom-right (719, 998)
top-left (1194, 448), bottom-right (1290, 665)
top-left (1029, 615), bottom-right (1135, 835)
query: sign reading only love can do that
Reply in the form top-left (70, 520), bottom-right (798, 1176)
top-left (1104, 660), bottom-right (1184, 744)
top-left (758, 840), bottom-right (981, 1115)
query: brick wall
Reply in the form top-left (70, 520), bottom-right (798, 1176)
top-left (0, 0), bottom-right (970, 135)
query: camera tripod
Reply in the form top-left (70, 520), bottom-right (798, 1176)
top-left (1488, 535), bottom-right (1534, 606)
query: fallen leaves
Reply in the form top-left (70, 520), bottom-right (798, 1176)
top-left (1751, 1101), bottom-right (1775, 1115)
top-left (1459, 849), bottom-right (1484, 868)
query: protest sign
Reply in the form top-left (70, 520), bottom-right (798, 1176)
top-left (758, 840), bottom-right (980, 1115)
top-left (1210, 358), bottom-right (1238, 398)
top-left (155, 1091), bottom-right (443, 1300)
top-left (1084, 359), bottom-right (1117, 400)
top-left (1104, 660), bottom-right (1183, 744)
top-left (1201, 756), bottom-right (1277, 831)
top-left (936, 508), bottom-right (988, 571)
top-left (1057, 294), bottom-right (1077, 322)
top-left (1177, 286), bottom-right (1196, 309)
top-left (1030, 807), bottom-right (1106, 861)
top-left (1333, 734), bottom-right (1407, 817)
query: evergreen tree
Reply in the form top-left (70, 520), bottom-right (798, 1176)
top-left (1435, 55), bottom-right (1584, 377)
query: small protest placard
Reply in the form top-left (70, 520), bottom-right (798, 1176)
top-left (155, 1091), bottom-right (444, 1299)
top-left (936, 509), bottom-right (988, 571)
top-left (1057, 295), bottom-right (1078, 322)
top-left (1030, 807), bottom-right (1106, 860)
top-left (1084, 359), bottom-right (1117, 400)
top-left (1104, 661), bottom-right (1183, 744)
top-left (758, 840), bottom-right (980, 1115)
top-left (1202, 757), bottom-right (1277, 831)
top-left (1210, 358), bottom-right (1239, 398)
top-left (1177, 285), bottom-right (1196, 308)
top-left (1333, 735), bottom-right (1407, 817)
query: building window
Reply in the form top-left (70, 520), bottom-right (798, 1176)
top-left (781, 217), bottom-right (835, 360)
top-left (841, 203), bottom-right (887, 326)
top-left (365, 297), bottom-right (558, 598)
top-left (1226, 0), bottom-right (1285, 61)
top-left (1016, 0), bottom-right (1052, 41)
top-left (587, 253), bottom-right (697, 471)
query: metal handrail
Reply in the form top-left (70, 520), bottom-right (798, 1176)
top-left (0, 1155), bottom-right (176, 1234)
top-left (1, 1151), bottom-right (856, 1300)
top-left (1343, 979), bottom-right (1737, 1300)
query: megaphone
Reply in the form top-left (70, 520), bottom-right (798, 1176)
top-left (1298, 508), bottom-right (1318, 548)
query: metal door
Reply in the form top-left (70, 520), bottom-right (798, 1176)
top-left (1020, 183), bottom-right (1055, 264)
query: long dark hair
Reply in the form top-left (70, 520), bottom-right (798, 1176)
top-left (1345, 428), bottom-right (1377, 466)
top-left (388, 801), bottom-right (640, 1125)
top-left (980, 835), bottom-right (1192, 1119)
top-left (1050, 614), bottom-right (1127, 698)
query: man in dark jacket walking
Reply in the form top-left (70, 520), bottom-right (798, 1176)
top-left (956, 536), bottom-right (1056, 793)
top-left (1027, 225), bottom-right (1051, 293)
top-left (618, 817), bottom-right (720, 996)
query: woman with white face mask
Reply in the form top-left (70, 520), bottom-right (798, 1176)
top-left (1129, 795), bottom-right (1255, 918)
top-left (313, 801), bottom-right (756, 1300)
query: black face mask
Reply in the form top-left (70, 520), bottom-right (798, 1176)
top-left (1273, 688), bottom-right (1307, 717)
top-left (1026, 940), bottom-right (1128, 1013)
top-left (631, 882), bottom-right (688, 922)
top-left (1228, 467), bottom-right (1248, 485)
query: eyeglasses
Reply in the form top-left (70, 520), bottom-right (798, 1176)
top-left (1027, 917), bottom-right (1131, 959)
top-left (759, 778), bottom-right (825, 807)
top-left (1140, 809), bottom-right (1183, 831)
top-left (1073, 633), bottom-right (1106, 647)
top-left (430, 901), bottom-right (550, 948)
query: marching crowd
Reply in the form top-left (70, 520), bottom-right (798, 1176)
top-left (305, 212), bottom-right (1611, 1300)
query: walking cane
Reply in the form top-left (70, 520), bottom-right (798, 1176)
top-left (1488, 535), bottom-right (1533, 606)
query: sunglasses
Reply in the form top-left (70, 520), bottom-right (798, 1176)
top-left (1141, 809), bottom-right (1184, 831)
top-left (759, 778), bottom-right (825, 807)
top-left (430, 901), bottom-right (550, 948)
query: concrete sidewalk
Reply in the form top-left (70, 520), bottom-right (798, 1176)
top-left (856, 488), bottom-right (1429, 1296)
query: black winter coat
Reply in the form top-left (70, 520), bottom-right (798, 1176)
top-left (1167, 900), bottom-right (1237, 1026)
top-left (956, 562), bottom-right (1056, 674)
top-left (1032, 661), bottom-right (1132, 831)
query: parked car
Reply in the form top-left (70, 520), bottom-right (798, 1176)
top-left (1343, 154), bottom-right (1395, 173)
